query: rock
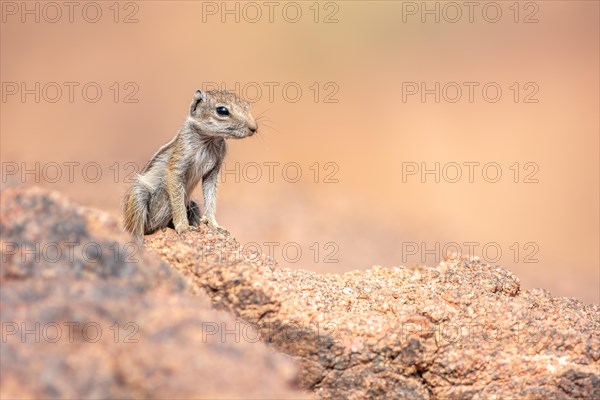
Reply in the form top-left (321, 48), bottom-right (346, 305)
top-left (3, 186), bottom-right (597, 399)
top-left (0, 187), bottom-right (308, 399)
top-left (146, 228), bottom-right (600, 399)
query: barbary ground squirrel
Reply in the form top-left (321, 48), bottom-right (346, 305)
top-left (123, 89), bottom-right (257, 240)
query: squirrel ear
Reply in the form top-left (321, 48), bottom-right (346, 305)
top-left (190, 90), bottom-right (206, 115)
top-left (194, 90), bottom-right (206, 101)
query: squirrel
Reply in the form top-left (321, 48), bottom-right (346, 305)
top-left (123, 89), bottom-right (257, 241)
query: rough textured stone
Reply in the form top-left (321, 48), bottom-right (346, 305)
top-left (2, 186), bottom-right (597, 399)
top-left (146, 228), bottom-right (600, 399)
top-left (0, 187), bottom-right (308, 399)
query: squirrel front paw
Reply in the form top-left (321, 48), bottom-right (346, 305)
top-left (175, 223), bottom-right (193, 235)
top-left (201, 215), bottom-right (229, 235)
top-left (200, 215), bottom-right (218, 229)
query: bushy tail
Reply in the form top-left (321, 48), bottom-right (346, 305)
top-left (123, 184), bottom-right (149, 241)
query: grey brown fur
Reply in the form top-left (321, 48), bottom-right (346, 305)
top-left (123, 89), bottom-right (257, 240)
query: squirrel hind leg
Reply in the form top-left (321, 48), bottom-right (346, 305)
top-left (166, 200), bottom-right (201, 230)
top-left (187, 200), bottom-right (202, 226)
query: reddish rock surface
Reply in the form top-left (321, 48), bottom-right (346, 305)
top-left (0, 187), bottom-right (308, 399)
top-left (1, 186), bottom-right (598, 399)
top-left (146, 228), bottom-right (599, 399)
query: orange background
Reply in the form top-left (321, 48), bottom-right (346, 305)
top-left (1, 1), bottom-right (598, 303)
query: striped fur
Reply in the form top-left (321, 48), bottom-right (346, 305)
top-left (123, 89), bottom-right (257, 240)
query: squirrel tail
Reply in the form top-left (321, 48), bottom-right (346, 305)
top-left (123, 183), bottom-right (149, 241)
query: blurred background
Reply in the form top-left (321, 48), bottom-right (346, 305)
top-left (1, 1), bottom-right (598, 304)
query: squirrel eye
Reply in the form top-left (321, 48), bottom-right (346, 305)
top-left (216, 106), bottom-right (230, 116)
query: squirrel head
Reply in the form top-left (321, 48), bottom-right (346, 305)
top-left (187, 89), bottom-right (257, 139)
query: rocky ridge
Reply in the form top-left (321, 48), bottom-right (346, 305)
top-left (1, 186), bottom-right (598, 399)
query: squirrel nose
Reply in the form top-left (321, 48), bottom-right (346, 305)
top-left (248, 121), bottom-right (258, 133)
